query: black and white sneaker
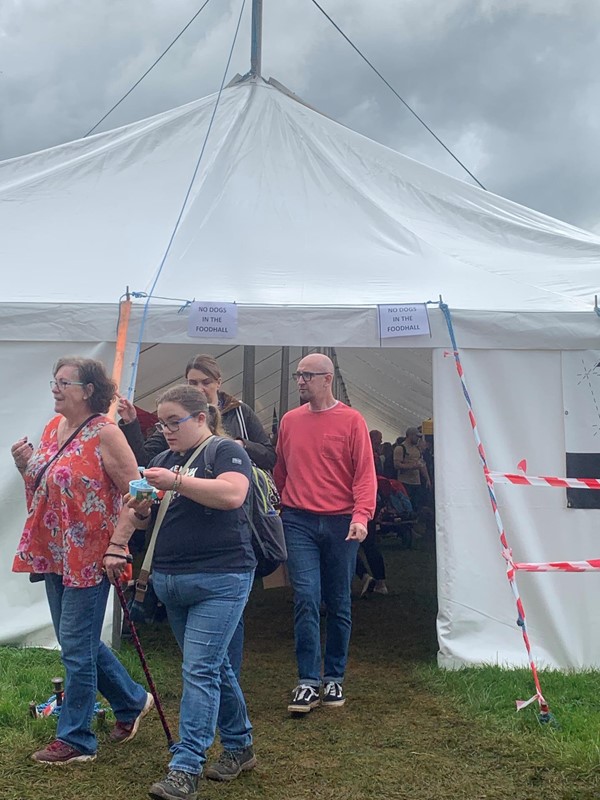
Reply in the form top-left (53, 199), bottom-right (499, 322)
top-left (322, 681), bottom-right (345, 708)
top-left (288, 684), bottom-right (321, 714)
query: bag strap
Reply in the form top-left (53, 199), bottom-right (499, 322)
top-left (33, 414), bottom-right (101, 494)
top-left (134, 435), bottom-right (215, 603)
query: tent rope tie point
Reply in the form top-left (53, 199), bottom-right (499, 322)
top-left (439, 299), bottom-right (551, 723)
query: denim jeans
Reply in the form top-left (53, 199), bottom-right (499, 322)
top-left (227, 615), bottom-right (244, 680)
top-left (44, 574), bottom-right (148, 755)
top-left (152, 570), bottom-right (254, 776)
top-left (282, 510), bottom-right (360, 686)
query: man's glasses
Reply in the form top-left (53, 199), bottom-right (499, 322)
top-left (292, 371), bottom-right (332, 382)
top-left (50, 379), bottom-right (84, 390)
top-left (155, 414), bottom-right (195, 433)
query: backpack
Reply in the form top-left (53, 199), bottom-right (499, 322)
top-left (204, 437), bottom-right (287, 578)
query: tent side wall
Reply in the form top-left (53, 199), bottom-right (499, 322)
top-left (434, 348), bottom-right (600, 669)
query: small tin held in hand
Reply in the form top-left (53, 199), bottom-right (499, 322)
top-left (129, 478), bottom-right (157, 501)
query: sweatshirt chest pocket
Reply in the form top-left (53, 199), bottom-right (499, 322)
top-left (321, 434), bottom-right (347, 460)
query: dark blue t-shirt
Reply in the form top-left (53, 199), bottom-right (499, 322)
top-left (149, 438), bottom-right (256, 575)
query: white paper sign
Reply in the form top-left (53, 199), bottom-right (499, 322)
top-left (378, 304), bottom-right (430, 339)
top-left (187, 302), bottom-right (238, 339)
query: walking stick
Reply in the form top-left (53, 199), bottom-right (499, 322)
top-left (113, 580), bottom-right (174, 748)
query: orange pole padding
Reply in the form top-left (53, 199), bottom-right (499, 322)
top-left (109, 298), bottom-right (132, 421)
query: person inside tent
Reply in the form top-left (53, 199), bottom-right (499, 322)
top-left (356, 431), bottom-right (388, 596)
top-left (393, 427), bottom-right (430, 513)
top-left (117, 352), bottom-right (276, 680)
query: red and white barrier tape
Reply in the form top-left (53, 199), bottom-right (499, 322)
top-left (514, 559), bottom-right (600, 573)
top-left (487, 471), bottom-right (600, 490)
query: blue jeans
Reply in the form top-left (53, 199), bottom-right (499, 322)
top-left (282, 510), bottom-right (359, 686)
top-left (228, 616), bottom-right (244, 680)
top-left (152, 570), bottom-right (254, 776)
top-left (44, 574), bottom-right (148, 755)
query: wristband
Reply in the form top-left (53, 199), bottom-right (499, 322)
top-left (171, 471), bottom-right (182, 491)
top-left (103, 552), bottom-right (132, 562)
top-left (134, 512), bottom-right (150, 521)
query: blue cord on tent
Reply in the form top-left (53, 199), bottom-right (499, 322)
top-left (126, 0), bottom-right (247, 400)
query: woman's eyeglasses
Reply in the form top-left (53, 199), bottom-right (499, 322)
top-left (50, 379), bottom-right (84, 390)
top-left (155, 414), bottom-right (194, 433)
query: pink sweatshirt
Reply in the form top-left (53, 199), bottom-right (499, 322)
top-left (274, 402), bottom-right (377, 527)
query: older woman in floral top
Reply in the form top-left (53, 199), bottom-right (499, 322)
top-left (11, 357), bottom-right (152, 765)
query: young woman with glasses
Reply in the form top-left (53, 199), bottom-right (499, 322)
top-left (117, 353), bottom-right (276, 681)
top-left (106, 385), bottom-right (257, 799)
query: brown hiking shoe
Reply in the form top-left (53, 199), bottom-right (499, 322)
top-left (31, 739), bottom-right (96, 765)
top-left (109, 691), bottom-right (154, 744)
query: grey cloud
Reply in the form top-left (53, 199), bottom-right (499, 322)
top-left (1, 0), bottom-right (599, 229)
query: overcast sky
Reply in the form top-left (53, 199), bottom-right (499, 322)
top-left (1, 0), bottom-right (599, 230)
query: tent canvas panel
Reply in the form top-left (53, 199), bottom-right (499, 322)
top-left (435, 348), bottom-right (600, 669)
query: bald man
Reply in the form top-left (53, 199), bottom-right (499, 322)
top-left (274, 353), bottom-right (377, 714)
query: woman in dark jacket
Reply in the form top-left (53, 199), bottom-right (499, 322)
top-left (117, 353), bottom-right (275, 471)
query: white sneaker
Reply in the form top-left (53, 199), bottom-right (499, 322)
top-left (288, 684), bottom-right (321, 714)
top-left (322, 681), bottom-right (346, 708)
top-left (373, 581), bottom-right (388, 595)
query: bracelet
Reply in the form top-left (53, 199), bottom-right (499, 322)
top-left (102, 552), bottom-right (130, 561)
top-left (134, 512), bottom-right (150, 521)
top-left (109, 540), bottom-right (127, 549)
top-left (171, 471), bottom-right (182, 491)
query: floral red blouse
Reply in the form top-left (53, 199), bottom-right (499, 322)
top-left (12, 415), bottom-right (123, 588)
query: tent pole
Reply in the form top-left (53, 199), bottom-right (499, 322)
top-left (250, 0), bottom-right (263, 78)
top-left (279, 346), bottom-right (290, 417)
top-left (242, 346), bottom-right (256, 408)
top-left (110, 290), bottom-right (132, 650)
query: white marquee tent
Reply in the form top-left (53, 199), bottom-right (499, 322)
top-left (2, 75), bottom-right (600, 669)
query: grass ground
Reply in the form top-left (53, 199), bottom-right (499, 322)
top-left (1, 534), bottom-right (600, 799)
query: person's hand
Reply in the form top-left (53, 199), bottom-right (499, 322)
top-left (11, 437), bottom-right (33, 472)
top-left (142, 467), bottom-right (179, 492)
top-left (117, 396), bottom-right (137, 424)
top-left (125, 494), bottom-right (154, 516)
top-left (346, 522), bottom-right (368, 542)
top-left (103, 552), bottom-right (129, 584)
top-left (425, 478), bottom-right (432, 490)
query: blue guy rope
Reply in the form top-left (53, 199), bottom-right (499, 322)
top-left (126, 0), bottom-right (248, 400)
